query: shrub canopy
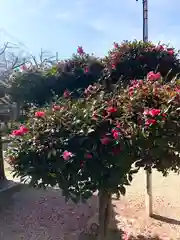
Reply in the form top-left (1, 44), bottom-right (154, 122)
top-left (8, 40), bottom-right (180, 107)
top-left (7, 71), bottom-right (180, 202)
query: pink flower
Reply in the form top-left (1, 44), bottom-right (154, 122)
top-left (19, 126), bottom-right (29, 134)
top-left (167, 49), bottom-right (174, 55)
top-left (64, 89), bottom-right (71, 98)
top-left (21, 65), bottom-right (27, 71)
top-left (11, 129), bottom-right (24, 136)
top-left (175, 87), bottom-right (180, 93)
top-left (147, 71), bottom-right (161, 81)
top-left (35, 111), bottom-right (45, 118)
top-left (107, 107), bottom-right (117, 113)
top-left (145, 109), bottom-right (161, 117)
top-left (145, 119), bottom-right (157, 126)
top-left (84, 153), bottom-right (93, 159)
top-left (129, 91), bottom-right (134, 96)
top-left (156, 45), bottom-right (164, 51)
top-left (77, 46), bottom-right (84, 55)
top-left (143, 109), bottom-right (149, 115)
top-left (53, 105), bottom-right (63, 111)
top-left (111, 64), bottom-right (116, 69)
top-left (11, 125), bottom-right (29, 136)
top-left (63, 151), bottom-right (73, 160)
top-left (100, 137), bottom-right (111, 145)
top-left (84, 67), bottom-right (89, 73)
top-left (114, 42), bottom-right (119, 49)
top-left (131, 80), bottom-right (138, 86)
top-left (149, 109), bottom-right (161, 117)
top-left (112, 129), bottom-right (119, 140)
top-left (129, 86), bottom-right (134, 92)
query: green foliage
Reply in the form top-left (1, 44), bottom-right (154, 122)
top-left (105, 40), bottom-right (180, 86)
top-left (7, 84), bottom-right (138, 202)
top-left (9, 52), bottom-right (103, 106)
top-left (9, 40), bottom-right (180, 107)
top-left (8, 69), bottom-right (53, 106)
top-left (7, 71), bottom-right (180, 203)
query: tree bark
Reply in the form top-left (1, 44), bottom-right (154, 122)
top-left (98, 190), bottom-right (111, 240)
top-left (0, 133), bottom-right (5, 180)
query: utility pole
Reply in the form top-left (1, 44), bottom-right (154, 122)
top-left (137, 0), bottom-right (152, 217)
top-left (142, 0), bottom-right (148, 43)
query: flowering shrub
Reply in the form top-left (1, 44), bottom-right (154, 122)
top-left (9, 47), bottom-right (103, 106)
top-left (9, 41), bottom-right (180, 108)
top-left (7, 71), bottom-right (180, 238)
top-left (8, 69), bottom-right (52, 106)
top-left (104, 40), bottom-right (180, 86)
top-left (7, 85), bottom-right (138, 200)
top-left (124, 72), bottom-right (180, 175)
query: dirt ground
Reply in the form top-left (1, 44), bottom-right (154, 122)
top-left (3, 160), bottom-right (180, 240)
top-left (1, 160), bottom-right (98, 240)
top-left (112, 169), bottom-right (180, 239)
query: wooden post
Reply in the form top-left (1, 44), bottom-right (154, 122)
top-left (145, 169), bottom-right (153, 216)
top-left (0, 132), bottom-right (5, 180)
top-left (98, 190), bottom-right (111, 240)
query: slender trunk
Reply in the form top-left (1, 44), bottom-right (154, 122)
top-left (0, 133), bottom-right (5, 180)
top-left (98, 190), bottom-right (111, 240)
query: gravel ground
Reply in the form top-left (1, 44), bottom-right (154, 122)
top-left (112, 169), bottom-right (180, 239)
top-left (0, 186), bottom-right (98, 240)
top-left (0, 160), bottom-right (98, 240)
top-left (3, 159), bottom-right (180, 239)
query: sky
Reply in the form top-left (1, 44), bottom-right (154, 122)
top-left (0, 0), bottom-right (180, 59)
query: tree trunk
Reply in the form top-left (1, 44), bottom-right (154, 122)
top-left (98, 190), bottom-right (111, 240)
top-left (0, 133), bottom-right (5, 180)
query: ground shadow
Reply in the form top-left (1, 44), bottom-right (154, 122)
top-left (151, 213), bottom-right (180, 226)
top-left (108, 203), bottom-right (165, 240)
top-left (0, 183), bottom-right (99, 240)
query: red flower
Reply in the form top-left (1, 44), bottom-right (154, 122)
top-left (149, 109), bottom-right (161, 117)
top-left (53, 105), bottom-right (63, 111)
top-left (129, 90), bottom-right (134, 96)
top-left (111, 64), bottom-right (116, 70)
top-left (147, 71), bottom-right (161, 81)
top-left (35, 111), bottom-right (45, 118)
top-left (129, 86), bottom-right (134, 92)
top-left (64, 89), bottom-right (71, 98)
top-left (112, 129), bottom-right (119, 140)
top-left (84, 153), bottom-right (93, 159)
top-left (143, 108), bottom-right (161, 117)
top-left (11, 129), bottom-right (24, 136)
top-left (175, 87), bottom-right (180, 93)
top-left (63, 151), bottom-right (73, 160)
top-left (114, 42), bottom-right (119, 49)
top-left (77, 46), bottom-right (84, 55)
top-left (167, 49), bottom-right (174, 55)
top-left (19, 126), bottom-right (29, 134)
top-left (107, 107), bottom-right (117, 113)
top-left (84, 67), bottom-right (89, 73)
top-left (100, 137), bottom-right (111, 145)
top-left (145, 119), bottom-right (157, 126)
top-left (156, 45), bottom-right (164, 51)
